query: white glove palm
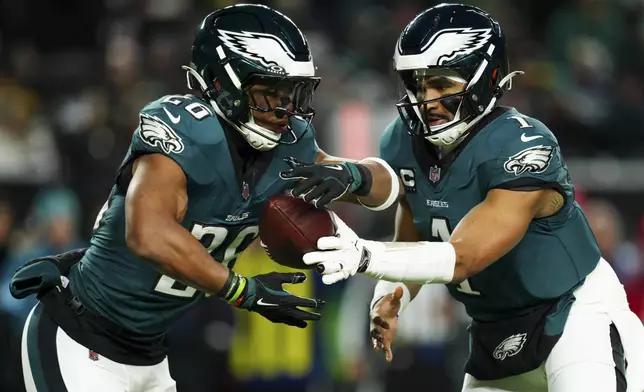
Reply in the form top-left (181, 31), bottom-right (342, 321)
top-left (303, 213), bottom-right (374, 285)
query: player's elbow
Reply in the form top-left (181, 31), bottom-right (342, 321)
top-left (452, 262), bottom-right (475, 283)
top-left (125, 220), bottom-right (158, 259)
top-left (451, 244), bottom-right (485, 282)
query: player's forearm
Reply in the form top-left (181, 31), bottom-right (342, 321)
top-left (126, 221), bottom-right (232, 295)
top-left (359, 240), bottom-right (457, 283)
top-left (360, 237), bottom-right (520, 284)
top-left (353, 158), bottom-right (402, 210)
top-left (361, 203), bottom-right (532, 283)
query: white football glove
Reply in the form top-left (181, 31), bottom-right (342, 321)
top-left (303, 212), bottom-right (377, 285)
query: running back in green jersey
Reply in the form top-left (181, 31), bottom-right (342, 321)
top-left (380, 107), bottom-right (601, 326)
top-left (69, 94), bottom-right (319, 335)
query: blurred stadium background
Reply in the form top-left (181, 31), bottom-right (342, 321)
top-left (1, 0), bottom-right (643, 391)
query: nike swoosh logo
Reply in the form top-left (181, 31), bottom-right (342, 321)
top-left (256, 298), bottom-right (279, 307)
top-left (521, 133), bottom-right (543, 142)
top-left (325, 165), bottom-right (344, 171)
top-left (163, 107), bottom-right (181, 124)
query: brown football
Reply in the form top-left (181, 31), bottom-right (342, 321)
top-left (259, 195), bottom-right (336, 270)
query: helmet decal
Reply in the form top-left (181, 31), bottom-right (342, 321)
top-left (396, 27), bottom-right (493, 70)
top-left (218, 30), bottom-right (315, 76)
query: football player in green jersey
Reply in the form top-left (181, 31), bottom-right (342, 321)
top-left (301, 4), bottom-right (644, 391)
top-left (10, 4), bottom-right (400, 392)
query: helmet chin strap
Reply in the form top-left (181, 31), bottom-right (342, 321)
top-left (425, 70), bottom-right (524, 146)
top-left (182, 65), bottom-right (283, 151)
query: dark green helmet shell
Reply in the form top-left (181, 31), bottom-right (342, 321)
top-left (394, 3), bottom-right (518, 145)
top-left (183, 4), bottom-right (319, 150)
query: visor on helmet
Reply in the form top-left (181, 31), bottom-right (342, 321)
top-left (244, 74), bottom-right (320, 124)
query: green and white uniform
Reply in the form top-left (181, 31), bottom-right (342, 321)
top-left (20, 94), bottom-right (319, 392)
top-left (380, 107), bottom-right (644, 390)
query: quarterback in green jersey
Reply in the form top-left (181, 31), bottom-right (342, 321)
top-left (301, 4), bottom-right (644, 392)
top-left (10, 4), bottom-right (400, 392)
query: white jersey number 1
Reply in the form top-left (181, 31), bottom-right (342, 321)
top-left (430, 217), bottom-right (481, 296)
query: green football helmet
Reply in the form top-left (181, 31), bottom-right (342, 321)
top-left (394, 3), bottom-right (523, 146)
top-left (183, 4), bottom-right (320, 151)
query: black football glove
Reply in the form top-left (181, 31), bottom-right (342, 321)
top-left (235, 272), bottom-right (324, 328)
top-left (279, 157), bottom-right (366, 208)
top-left (9, 248), bottom-right (88, 299)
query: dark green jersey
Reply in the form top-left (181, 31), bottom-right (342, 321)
top-left (380, 107), bottom-right (601, 325)
top-left (69, 94), bottom-right (318, 335)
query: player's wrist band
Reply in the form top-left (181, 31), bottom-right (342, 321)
top-left (218, 271), bottom-right (247, 305)
top-left (357, 157), bottom-right (400, 211)
top-left (352, 163), bottom-right (372, 196)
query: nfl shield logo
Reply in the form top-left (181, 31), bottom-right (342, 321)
top-left (429, 165), bottom-right (441, 183)
top-left (241, 182), bottom-right (250, 200)
top-left (88, 350), bottom-right (99, 361)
